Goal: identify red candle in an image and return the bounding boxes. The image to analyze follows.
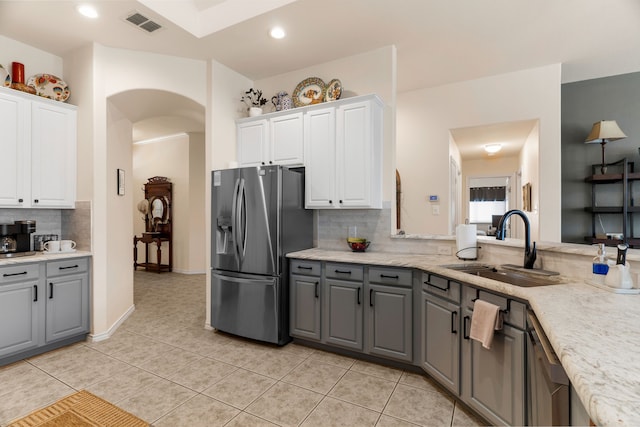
[12,62,24,84]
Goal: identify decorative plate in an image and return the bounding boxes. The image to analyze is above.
[292,77,325,107]
[0,65,10,87]
[325,79,342,102]
[26,73,70,102]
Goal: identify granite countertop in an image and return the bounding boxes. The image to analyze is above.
[288,248,640,426]
[0,250,92,265]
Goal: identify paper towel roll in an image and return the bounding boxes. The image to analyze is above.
[456,224,477,260]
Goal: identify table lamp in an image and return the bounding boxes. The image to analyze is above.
[585,120,627,174]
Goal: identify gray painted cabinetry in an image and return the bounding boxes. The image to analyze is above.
[367,267,413,362]
[461,285,527,426]
[0,256,90,366]
[290,260,321,340]
[324,263,364,350]
[421,272,461,394]
[0,264,41,358]
[289,260,414,363]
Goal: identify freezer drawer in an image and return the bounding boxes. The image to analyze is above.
[211,271,285,344]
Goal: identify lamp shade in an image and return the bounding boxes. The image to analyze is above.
[585,120,627,144]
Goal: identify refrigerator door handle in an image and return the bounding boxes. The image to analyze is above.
[231,177,241,263]
[236,178,247,262]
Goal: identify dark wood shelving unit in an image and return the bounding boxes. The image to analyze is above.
[584,158,640,247]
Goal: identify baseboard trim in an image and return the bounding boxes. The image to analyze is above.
[171,269,207,275]
[89,304,136,342]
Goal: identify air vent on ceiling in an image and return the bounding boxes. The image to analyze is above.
[125,11,163,34]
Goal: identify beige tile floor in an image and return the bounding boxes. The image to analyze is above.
[0,271,485,426]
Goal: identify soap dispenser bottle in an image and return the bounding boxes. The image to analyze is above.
[592,243,609,284]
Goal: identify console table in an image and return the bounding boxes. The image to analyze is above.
[134,176,172,272]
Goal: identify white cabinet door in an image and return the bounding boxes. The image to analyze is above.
[237,119,268,167]
[270,112,304,165]
[305,107,336,208]
[337,100,382,208]
[31,101,77,208]
[0,90,29,207]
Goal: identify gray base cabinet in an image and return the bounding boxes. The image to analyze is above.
[421,291,460,394]
[368,284,412,361]
[0,264,40,358]
[290,273,321,340]
[0,257,90,365]
[324,278,363,350]
[461,301,526,426]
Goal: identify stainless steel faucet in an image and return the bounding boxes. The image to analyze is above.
[496,209,537,269]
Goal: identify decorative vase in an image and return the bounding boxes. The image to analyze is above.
[249,107,263,117]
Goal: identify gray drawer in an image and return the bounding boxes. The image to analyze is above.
[422,272,461,302]
[369,267,412,287]
[0,263,39,284]
[463,286,526,330]
[46,257,89,277]
[290,259,321,277]
[326,263,364,281]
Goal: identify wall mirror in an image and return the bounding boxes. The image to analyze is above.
[396,119,540,239]
[150,196,169,224]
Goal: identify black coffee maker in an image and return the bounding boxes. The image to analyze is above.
[0,220,36,257]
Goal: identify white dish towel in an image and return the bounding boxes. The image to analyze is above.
[469,299,503,350]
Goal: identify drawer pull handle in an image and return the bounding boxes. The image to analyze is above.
[451,311,457,334]
[49,283,54,299]
[59,265,79,270]
[425,281,450,292]
[315,281,319,298]
[357,287,361,305]
[335,269,352,275]
[463,315,470,339]
[33,285,38,302]
[297,266,313,270]
[370,289,374,307]
[3,271,27,277]
[380,274,399,279]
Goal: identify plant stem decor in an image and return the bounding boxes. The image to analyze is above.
[241,88,268,109]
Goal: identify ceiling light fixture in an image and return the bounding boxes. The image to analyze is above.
[269,26,286,39]
[484,143,502,154]
[77,4,99,18]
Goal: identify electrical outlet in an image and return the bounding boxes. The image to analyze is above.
[432,205,440,215]
[437,246,451,255]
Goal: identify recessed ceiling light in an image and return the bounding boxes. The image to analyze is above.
[484,143,502,154]
[77,4,99,19]
[270,26,286,39]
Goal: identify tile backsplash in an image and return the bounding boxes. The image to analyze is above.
[0,201,92,251]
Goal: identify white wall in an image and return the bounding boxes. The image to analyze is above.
[0,35,63,83]
[397,64,561,241]
[520,122,540,241]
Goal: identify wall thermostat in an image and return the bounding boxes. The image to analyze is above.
[429,195,439,202]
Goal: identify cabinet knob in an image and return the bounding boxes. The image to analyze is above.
[18,198,23,203]
[329,200,333,204]
[261,162,265,165]
[339,200,343,204]
[269,161,273,164]
[34,199,39,204]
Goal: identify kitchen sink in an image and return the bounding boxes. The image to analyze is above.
[442,264,564,287]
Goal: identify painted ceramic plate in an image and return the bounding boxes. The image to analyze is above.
[26,73,70,102]
[325,79,342,102]
[0,65,10,87]
[292,77,325,107]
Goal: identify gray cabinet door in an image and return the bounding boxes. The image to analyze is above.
[324,278,363,350]
[45,274,89,343]
[367,284,412,361]
[461,306,526,426]
[0,280,40,357]
[290,274,321,340]
[422,291,460,394]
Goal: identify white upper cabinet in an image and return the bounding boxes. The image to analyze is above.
[0,87,77,209]
[305,95,383,209]
[237,111,304,167]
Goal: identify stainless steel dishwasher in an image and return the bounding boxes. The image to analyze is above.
[527,311,570,426]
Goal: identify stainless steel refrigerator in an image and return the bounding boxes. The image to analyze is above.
[211,165,313,345]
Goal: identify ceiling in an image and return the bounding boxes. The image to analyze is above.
[1,0,640,142]
[451,119,538,161]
